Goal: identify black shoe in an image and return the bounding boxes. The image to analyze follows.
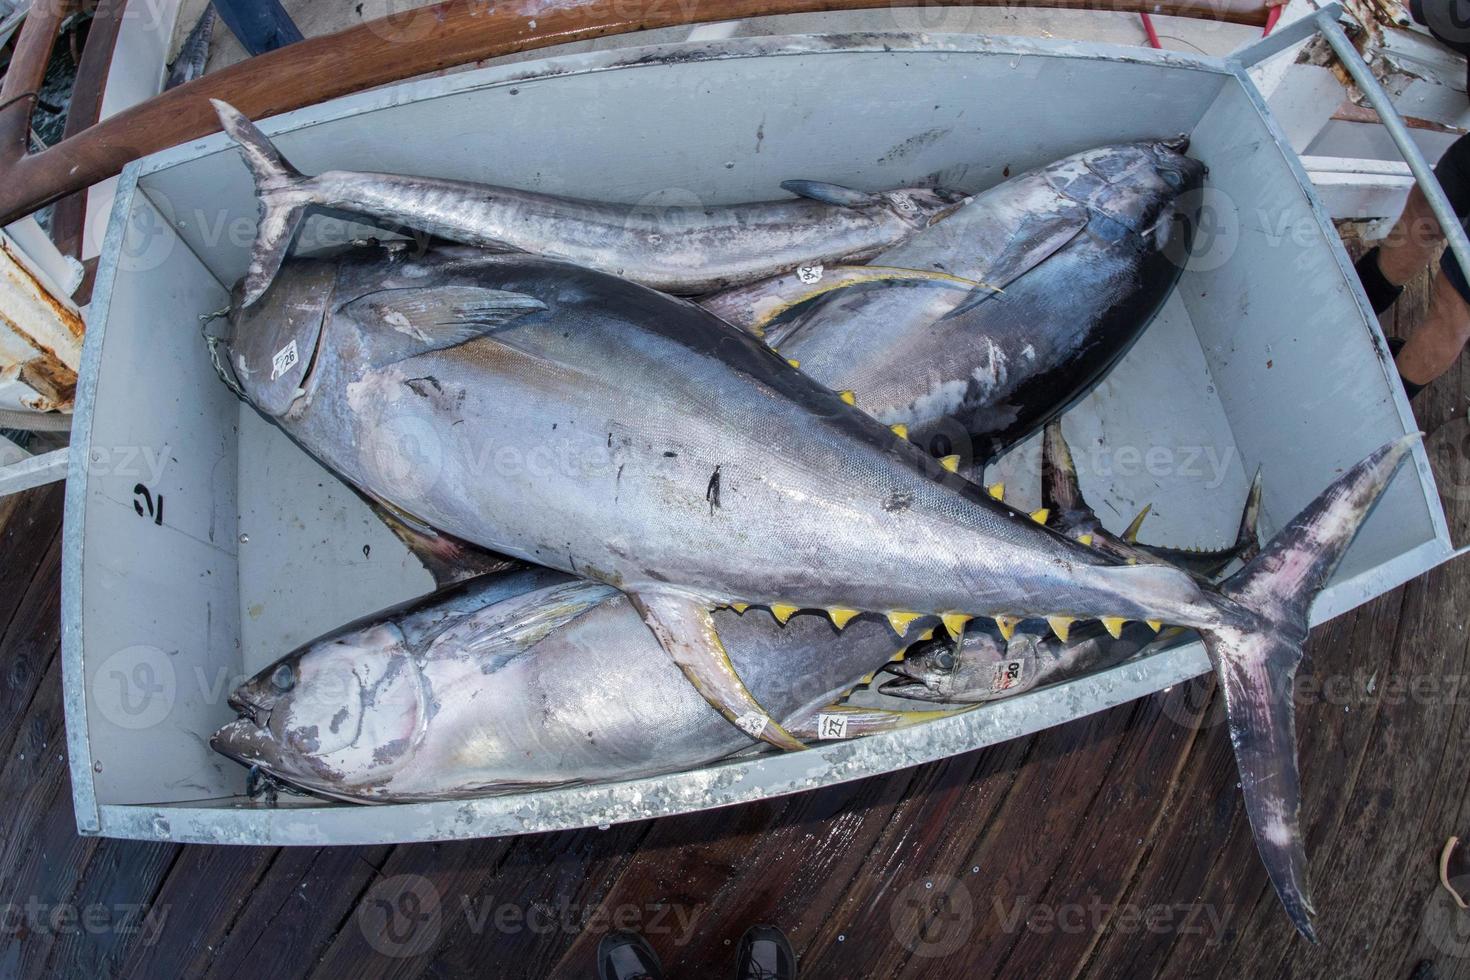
[597,931,664,980]
[734,925,797,980]
[1386,337,1428,399]
[1356,247,1405,314]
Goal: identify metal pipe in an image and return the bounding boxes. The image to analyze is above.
[1230,1,1338,67]
[1315,9,1470,286]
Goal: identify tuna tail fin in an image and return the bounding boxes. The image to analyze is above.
[1198,434,1417,943]
[211,99,311,308]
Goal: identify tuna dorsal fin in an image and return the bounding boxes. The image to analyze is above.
[780,179,880,209]
[1040,420,1089,518]
[342,285,548,362]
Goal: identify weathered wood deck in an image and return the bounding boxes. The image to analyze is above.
[2,259,1468,978]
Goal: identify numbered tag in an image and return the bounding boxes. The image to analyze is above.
[892,195,918,215]
[816,713,850,740]
[796,264,824,285]
[271,339,300,380]
[990,658,1026,693]
[735,712,768,738]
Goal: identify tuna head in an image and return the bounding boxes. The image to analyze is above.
[1046,138,1208,255]
[880,627,1046,703]
[221,255,337,420]
[211,621,426,797]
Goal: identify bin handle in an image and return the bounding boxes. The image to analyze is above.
[1232,3,1470,290]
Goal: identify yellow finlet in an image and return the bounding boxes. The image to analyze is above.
[840,390,857,406]
[939,455,960,473]
[916,628,935,642]
[890,423,909,439]
[828,607,861,629]
[1078,533,1094,547]
[1145,619,1163,632]
[1101,616,1126,639]
[941,612,972,637]
[1123,504,1152,543]
[787,358,801,369]
[995,616,1021,641]
[1047,616,1074,642]
[730,602,750,614]
[771,603,799,624]
[987,483,1005,501]
[887,611,922,636]
[1030,508,1050,525]
[890,647,907,663]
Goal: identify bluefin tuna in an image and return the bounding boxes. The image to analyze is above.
[742,141,1206,467]
[211,569,949,801]
[211,100,969,307]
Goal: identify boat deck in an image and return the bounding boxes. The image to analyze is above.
[2,255,1468,977]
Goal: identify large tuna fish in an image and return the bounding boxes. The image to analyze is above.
[219,238,1413,939]
[744,141,1206,467]
[212,101,968,307]
[211,569,948,801]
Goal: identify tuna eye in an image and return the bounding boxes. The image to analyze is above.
[936,651,956,670]
[1161,169,1186,190]
[270,664,295,692]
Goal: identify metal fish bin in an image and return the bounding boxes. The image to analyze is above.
[63,30,1456,844]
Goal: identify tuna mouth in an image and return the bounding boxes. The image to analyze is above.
[209,717,277,768]
[227,690,273,729]
[878,673,943,700]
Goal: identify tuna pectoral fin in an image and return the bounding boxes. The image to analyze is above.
[780,179,879,208]
[786,704,963,741]
[700,265,991,336]
[341,286,548,364]
[941,207,1089,319]
[1198,435,1417,942]
[212,100,310,308]
[633,592,806,752]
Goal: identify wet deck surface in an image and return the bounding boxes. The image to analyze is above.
[4,259,1470,978]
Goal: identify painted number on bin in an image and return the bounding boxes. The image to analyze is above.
[133,483,164,526]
